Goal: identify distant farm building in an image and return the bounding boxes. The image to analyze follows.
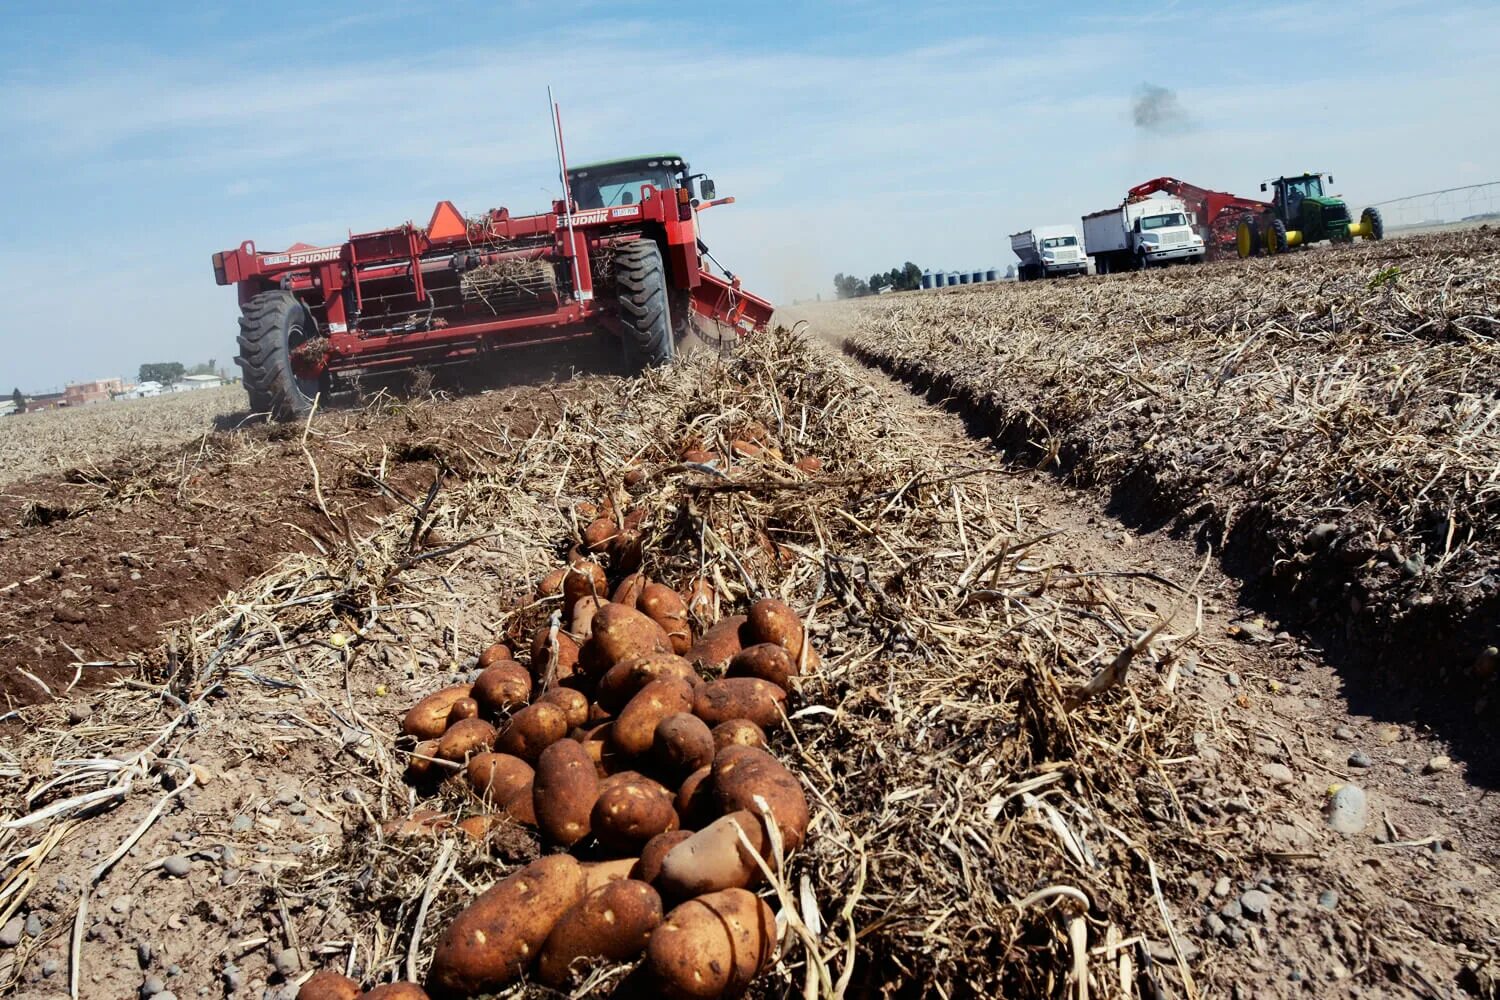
[120,381,165,399]
[23,392,68,413]
[172,374,225,392]
[63,378,124,406]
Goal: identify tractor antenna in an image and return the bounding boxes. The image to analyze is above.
[548,87,588,302]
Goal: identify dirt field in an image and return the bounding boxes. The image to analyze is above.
[0,387,248,488]
[1,244,1497,999]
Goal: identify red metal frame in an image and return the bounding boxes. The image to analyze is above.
[214,179,773,379]
[1127,177,1273,259]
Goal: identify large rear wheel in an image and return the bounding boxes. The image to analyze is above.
[1362,206,1385,241]
[614,240,675,370]
[1237,216,1261,259]
[1266,218,1289,255]
[237,290,322,420]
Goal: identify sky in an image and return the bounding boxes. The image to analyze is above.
[1,0,1497,392]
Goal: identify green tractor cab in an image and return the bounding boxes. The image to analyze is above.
[1236,172,1384,258]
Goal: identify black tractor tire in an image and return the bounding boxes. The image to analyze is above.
[1363,206,1385,241]
[614,240,675,369]
[237,290,320,420]
[1267,217,1289,255]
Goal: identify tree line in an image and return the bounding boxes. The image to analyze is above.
[833,262,924,299]
[138,360,221,383]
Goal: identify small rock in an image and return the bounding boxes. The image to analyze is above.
[1240,889,1270,918]
[1348,750,1372,768]
[1260,763,1294,786]
[1224,796,1254,814]
[161,856,192,878]
[271,948,300,978]
[1327,784,1369,834]
[110,895,133,915]
[156,992,178,1000]
[1213,876,1232,898]
[286,801,307,816]
[24,913,42,938]
[340,789,362,805]
[167,965,181,977]
[67,703,93,724]
[221,869,242,888]
[223,963,243,993]
[42,959,60,978]
[287,843,305,856]
[1205,913,1228,938]
[220,845,238,866]
[1318,890,1339,910]
[0,917,23,947]
[1333,725,1356,741]
[231,815,253,833]
[274,788,299,806]
[142,974,166,996]
[1226,671,1241,688]
[1425,755,1452,774]
[1220,899,1243,921]
[1377,725,1401,745]
[54,605,88,624]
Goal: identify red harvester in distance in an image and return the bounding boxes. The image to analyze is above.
[212,113,773,419]
[1127,177,1273,260]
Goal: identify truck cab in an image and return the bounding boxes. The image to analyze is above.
[1127,202,1205,266]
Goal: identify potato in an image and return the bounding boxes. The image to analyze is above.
[592,776,679,853]
[639,584,692,655]
[496,702,568,763]
[562,560,608,615]
[536,567,567,599]
[692,678,787,731]
[466,752,533,805]
[680,448,718,465]
[582,604,673,679]
[539,687,589,729]
[653,713,715,778]
[583,516,619,553]
[726,643,796,690]
[611,572,648,609]
[729,438,763,459]
[746,598,802,654]
[502,777,537,826]
[576,722,628,778]
[686,615,747,671]
[713,719,766,752]
[530,627,580,686]
[793,455,824,473]
[436,718,497,763]
[478,642,513,668]
[406,740,443,784]
[574,500,601,521]
[597,653,699,714]
[296,969,360,1000]
[534,739,599,847]
[623,466,648,487]
[713,745,809,851]
[448,696,480,723]
[613,678,696,758]
[427,855,586,996]
[580,857,639,894]
[674,766,716,830]
[740,420,770,445]
[537,879,663,987]
[634,829,694,885]
[361,983,430,1000]
[473,661,531,718]
[401,684,474,740]
[646,888,776,999]
[655,810,769,899]
[612,527,644,573]
[456,814,500,841]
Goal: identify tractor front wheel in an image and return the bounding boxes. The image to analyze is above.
[1237,217,1261,259]
[1266,218,1289,255]
[1362,206,1385,241]
[237,290,322,420]
[614,240,675,370]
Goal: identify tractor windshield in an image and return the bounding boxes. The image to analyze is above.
[1140,212,1187,231]
[1282,177,1324,201]
[572,167,678,210]
[1041,236,1078,248]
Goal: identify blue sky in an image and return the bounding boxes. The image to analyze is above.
[2,0,1497,391]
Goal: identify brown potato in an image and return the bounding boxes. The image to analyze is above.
[537,879,663,987]
[428,855,586,996]
[574,500,600,521]
[536,567,567,598]
[539,687,589,729]
[653,713,715,778]
[448,697,480,723]
[472,661,531,717]
[711,718,768,751]
[530,627,580,687]
[478,642,513,668]
[436,717,497,763]
[612,527,644,573]
[639,583,692,655]
[680,448,717,465]
[655,810,769,899]
[713,745,809,851]
[581,604,673,679]
[592,776,679,854]
[634,829,694,885]
[580,857,639,894]
[613,678,696,758]
[686,615,748,671]
[692,678,787,731]
[793,455,824,473]
[623,466,648,487]
[401,684,474,740]
[746,598,803,654]
[496,702,568,763]
[406,740,443,784]
[597,653,699,714]
[534,739,599,847]
[501,777,537,826]
[456,814,501,841]
[740,420,770,445]
[466,752,533,805]
[729,439,763,459]
[360,983,430,1000]
[674,765,716,830]
[611,572,648,609]
[583,516,619,553]
[646,888,776,999]
[562,560,608,615]
[297,970,361,1000]
[726,643,796,690]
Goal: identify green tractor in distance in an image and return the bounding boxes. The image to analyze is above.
[1235,172,1384,258]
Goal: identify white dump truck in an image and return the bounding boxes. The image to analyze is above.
[1009,226,1088,281]
[1081,196,1205,273]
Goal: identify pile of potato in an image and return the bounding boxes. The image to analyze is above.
[302,473,821,1000]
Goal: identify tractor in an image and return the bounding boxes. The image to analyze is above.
[212,143,773,420]
[1235,172,1384,258]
